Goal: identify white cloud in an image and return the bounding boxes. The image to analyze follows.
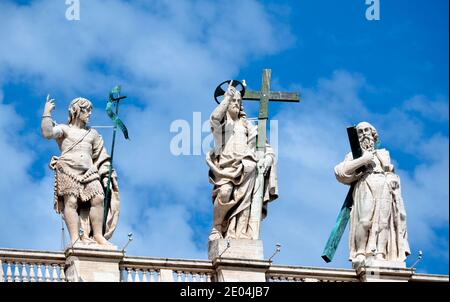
[0,92,61,250]
[0,1,447,275]
[0,0,292,259]
[262,71,449,272]
[404,95,449,122]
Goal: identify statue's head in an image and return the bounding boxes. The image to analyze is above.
[227,90,246,120]
[68,97,93,126]
[356,121,378,151]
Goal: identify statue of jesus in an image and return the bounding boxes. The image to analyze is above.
[206,85,278,241]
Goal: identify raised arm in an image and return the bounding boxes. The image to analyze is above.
[210,84,236,124]
[41,94,63,139]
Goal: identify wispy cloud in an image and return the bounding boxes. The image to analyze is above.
[0,0,293,258]
[263,70,449,272]
[0,1,447,275]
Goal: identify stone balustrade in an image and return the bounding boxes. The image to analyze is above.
[0,248,66,282]
[266,265,358,282]
[410,273,449,282]
[119,256,215,282]
[1,248,448,282]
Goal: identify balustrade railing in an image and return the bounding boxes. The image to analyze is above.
[266,265,358,282]
[1,248,448,283]
[0,249,66,282]
[119,256,215,282]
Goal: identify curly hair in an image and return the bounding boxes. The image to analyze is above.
[227,90,247,119]
[68,97,92,125]
[356,121,379,144]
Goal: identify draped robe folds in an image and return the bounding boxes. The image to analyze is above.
[206,115,278,239]
[49,125,120,239]
[334,149,410,262]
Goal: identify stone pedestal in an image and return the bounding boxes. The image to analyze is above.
[363,257,406,269]
[208,239,264,261]
[355,258,412,282]
[213,258,270,282]
[208,239,267,282]
[64,246,124,282]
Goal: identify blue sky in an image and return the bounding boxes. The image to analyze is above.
[0,0,448,275]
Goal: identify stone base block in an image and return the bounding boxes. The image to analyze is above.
[208,239,264,260]
[213,258,270,282]
[217,268,267,282]
[354,257,411,282]
[353,257,406,270]
[64,247,124,282]
[356,266,412,282]
[364,258,406,269]
[69,241,118,251]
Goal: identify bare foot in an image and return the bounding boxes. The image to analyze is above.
[208,228,223,241]
[81,236,96,245]
[93,234,112,245]
[237,233,251,240]
[225,230,236,239]
[353,254,366,267]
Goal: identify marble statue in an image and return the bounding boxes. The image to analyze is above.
[206,84,278,241]
[41,95,120,247]
[334,122,410,266]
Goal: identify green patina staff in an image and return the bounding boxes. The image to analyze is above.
[102,86,129,235]
[321,126,365,263]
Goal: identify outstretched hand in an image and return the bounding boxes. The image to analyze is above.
[360,151,375,167]
[258,156,272,176]
[103,175,119,191]
[44,94,56,114]
[224,81,238,99]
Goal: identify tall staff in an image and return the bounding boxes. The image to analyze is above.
[103,86,129,235]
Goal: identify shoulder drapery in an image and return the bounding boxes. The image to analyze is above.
[49,129,120,240]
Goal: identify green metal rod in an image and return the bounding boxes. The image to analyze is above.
[102,100,119,235]
[321,184,354,263]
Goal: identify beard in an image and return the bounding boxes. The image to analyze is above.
[228,106,240,118]
[360,136,375,151]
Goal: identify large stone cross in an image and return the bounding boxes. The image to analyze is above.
[243,69,300,239]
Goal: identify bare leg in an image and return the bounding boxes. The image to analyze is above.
[90,195,111,245]
[210,184,233,241]
[79,208,95,243]
[209,197,225,241]
[64,195,80,245]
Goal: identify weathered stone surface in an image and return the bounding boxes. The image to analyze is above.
[64,247,123,282]
[41,95,120,247]
[356,265,412,282]
[208,239,264,260]
[206,83,277,241]
[360,257,407,269]
[1,247,448,282]
[213,258,270,282]
[335,122,410,267]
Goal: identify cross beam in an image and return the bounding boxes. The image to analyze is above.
[242,91,300,102]
[242,69,300,150]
